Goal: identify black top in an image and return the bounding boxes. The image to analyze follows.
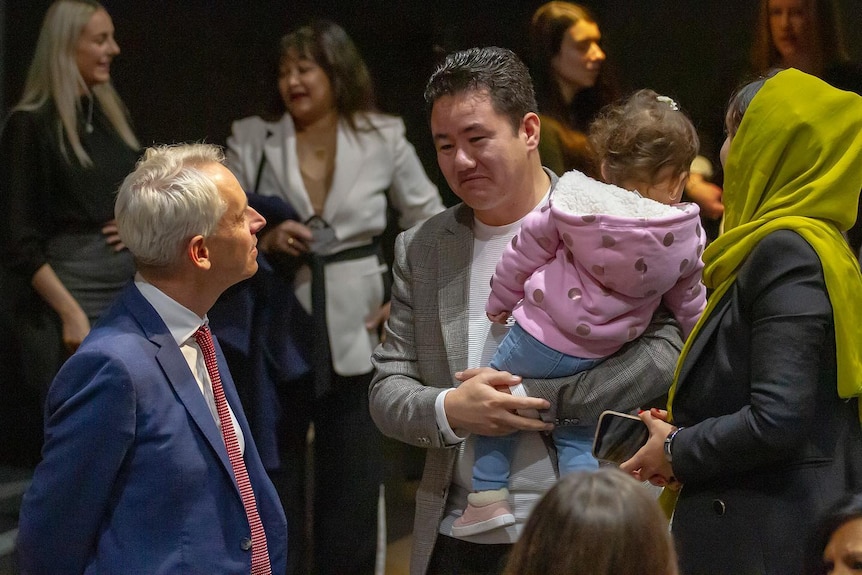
[824,60,862,95]
[0,97,140,278]
[670,230,862,575]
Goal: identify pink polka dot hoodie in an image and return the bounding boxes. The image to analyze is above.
[487,170,707,359]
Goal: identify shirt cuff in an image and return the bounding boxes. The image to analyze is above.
[510,382,540,419]
[435,388,465,445]
[510,382,527,397]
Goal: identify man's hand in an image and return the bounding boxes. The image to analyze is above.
[445,367,553,436]
[620,408,678,487]
[685,173,724,220]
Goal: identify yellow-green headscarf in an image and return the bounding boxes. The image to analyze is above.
[659,68,862,519]
[667,68,862,420]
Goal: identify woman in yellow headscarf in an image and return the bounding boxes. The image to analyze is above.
[621,68,862,575]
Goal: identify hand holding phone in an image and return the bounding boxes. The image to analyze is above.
[592,410,649,465]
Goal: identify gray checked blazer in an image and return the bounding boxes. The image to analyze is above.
[369,197,684,575]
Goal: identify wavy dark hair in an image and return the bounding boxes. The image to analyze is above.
[724,68,781,138]
[278,19,377,131]
[528,1,619,132]
[806,493,862,575]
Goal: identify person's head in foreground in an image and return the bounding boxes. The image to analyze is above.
[503,468,678,575]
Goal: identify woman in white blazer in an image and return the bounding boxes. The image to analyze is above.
[224,20,442,575]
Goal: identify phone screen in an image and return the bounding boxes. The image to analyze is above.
[592,410,649,465]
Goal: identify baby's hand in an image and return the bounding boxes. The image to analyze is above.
[487,311,510,324]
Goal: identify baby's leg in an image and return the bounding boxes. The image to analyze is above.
[554,425,599,474]
[490,322,577,379]
[452,433,518,536]
[472,432,518,491]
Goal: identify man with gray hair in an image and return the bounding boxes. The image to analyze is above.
[17,143,287,574]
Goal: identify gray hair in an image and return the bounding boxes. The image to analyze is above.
[115,144,227,268]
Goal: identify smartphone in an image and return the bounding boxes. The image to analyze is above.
[592,410,649,465]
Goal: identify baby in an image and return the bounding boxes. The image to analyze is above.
[452,90,707,537]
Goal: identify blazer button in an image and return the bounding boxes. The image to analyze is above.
[712,499,726,516]
[241,537,253,551]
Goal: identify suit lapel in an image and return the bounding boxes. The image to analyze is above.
[269,114,314,219]
[439,205,473,377]
[676,287,734,387]
[155,342,236,477]
[323,121,363,221]
[123,286,237,482]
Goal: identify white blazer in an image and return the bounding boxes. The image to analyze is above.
[226,112,443,376]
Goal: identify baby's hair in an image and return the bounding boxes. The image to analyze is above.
[589,89,699,187]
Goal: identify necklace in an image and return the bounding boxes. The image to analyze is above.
[85,95,94,134]
[296,121,337,215]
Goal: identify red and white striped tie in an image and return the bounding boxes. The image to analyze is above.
[195,325,271,575]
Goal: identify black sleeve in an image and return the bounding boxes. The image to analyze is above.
[673,231,834,484]
[0,110,53,278]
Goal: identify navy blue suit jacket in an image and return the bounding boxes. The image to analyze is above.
[17,283,288,574]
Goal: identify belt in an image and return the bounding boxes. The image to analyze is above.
[308,240,385,398]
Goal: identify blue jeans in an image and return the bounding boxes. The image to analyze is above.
[489,322,603,379]
[473,323,604,491]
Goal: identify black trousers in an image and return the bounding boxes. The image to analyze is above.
[269,370,384,575]
[427,535,513,575]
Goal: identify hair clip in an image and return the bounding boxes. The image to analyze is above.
[656,95,679,111]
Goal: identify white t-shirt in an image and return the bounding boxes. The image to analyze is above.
[436,192,556,544]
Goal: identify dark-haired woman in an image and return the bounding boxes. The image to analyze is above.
[622,68,862,575]
[528,1,619,178]
[223,20,443,575]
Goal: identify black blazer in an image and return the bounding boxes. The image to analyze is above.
[669,230,862,575]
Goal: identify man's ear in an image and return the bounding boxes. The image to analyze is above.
[188,235,211,271]
[523,112,541,150]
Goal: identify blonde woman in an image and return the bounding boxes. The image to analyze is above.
[0,0,140,401]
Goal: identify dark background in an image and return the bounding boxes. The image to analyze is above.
[0,3,860,563]
[0,1,860,465]
[2,0,862,198]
